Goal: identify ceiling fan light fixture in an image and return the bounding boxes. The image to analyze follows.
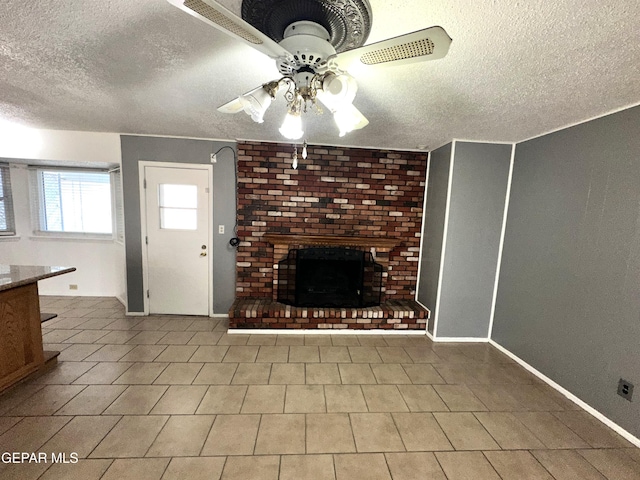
[279,112,304,140]
[333,103,368,137]
[239,85,273,123]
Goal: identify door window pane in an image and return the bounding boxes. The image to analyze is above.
[158,184,197,230]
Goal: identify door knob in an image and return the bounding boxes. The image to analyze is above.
[200,252,207,257]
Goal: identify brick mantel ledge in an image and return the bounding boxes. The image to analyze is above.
[263,234,399,251]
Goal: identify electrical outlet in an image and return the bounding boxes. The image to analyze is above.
[210,153,217,163]
[69,284,78,290]
[218,225,225,234]
[617,378,634,401]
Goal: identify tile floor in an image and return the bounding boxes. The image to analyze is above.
[0,296,638,479]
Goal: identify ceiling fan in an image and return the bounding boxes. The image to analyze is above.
[167,0,452,139]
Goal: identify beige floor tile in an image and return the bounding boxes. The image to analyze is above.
[42,329,79,343]
[338,363,377,384]
[38,459,113,480]
[275,335,305,345]
[94,330,139,344]
[532,450,606,480]
[385,452,447,480]
[324,385,368,412]
[41,415,121,458]
[468,383,524,410]
[131,319,171,331]
[398,384,449,412]
[0,417,22,435]
[64,329,110,343]
[306,363,341,384]
[289,345,320,362]
[241,385,285,413]
[150,385,208,414]
[7,385,85,415]
[513,412,590,449]
[578,448,640,480]
[103,385,168,415]
[320,346,351,362]
[361,385,409,412]
[187,332,224,344]
[433,364,479,384]
[156,331,196,345]
[256,345,289,362]
[347,346,383,363]
[119,345,166,362]
[475,412,546,449]
[435,451,501,479]
[193,363,238,384]
[223,345,259,362]
[201,414,260,455]
[246,334,278,345]
[101,458,170,480]
[433,384,488,411]
[350,413,405,452]
[196,385,247,414]
[306,413,356,453]
[157,319,194,331]
[402,364,446,384]
[553,411,634,448]
[217,333,250,345]
[507,384,565,411]
[393,413,453,451]
[269,363,305,384]
[331,335,360,346]
[280,454,335,480]
[147,415,215,456]
[90,415,168,458]
[334,453,391,480]
[220,455,279,480]
[403,346,443,363]
[303,335,333,346]
[377,347,412,363]
[73,362,134,384]
[154,345,198,362]
[431,346,470,363]
[254,413,305,454]
[356,336,388,346]
[84,344,135,361]
[433,412,500,450]
[113,362,168,384]
[0,416,72,452]
[622,447,640,463]
[285,385,326,413]
[0,459,50,479]
[154,363,203,384]
[189,345,229,362]
[57,343,103,361]
[161,457,225,480]
[484,450,553,479]
[32,361,96,384]
[55,385,126,415]
[231,363,272,384]
[125,331,168,345]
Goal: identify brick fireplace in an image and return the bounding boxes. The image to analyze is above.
[229,141,429,329]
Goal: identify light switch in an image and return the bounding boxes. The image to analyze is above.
[218,225,225,234]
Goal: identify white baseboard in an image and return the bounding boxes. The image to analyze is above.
[125,311,146,316]
[433,336,490,343]
[212,314,229,318]
[227,328,428,335]
[489,339,640,448]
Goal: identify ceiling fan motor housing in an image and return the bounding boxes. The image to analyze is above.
[277,21,336,77]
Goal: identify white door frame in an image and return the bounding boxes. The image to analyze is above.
[138,161,214,317]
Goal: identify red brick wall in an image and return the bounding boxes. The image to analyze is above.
[235,141,427,300]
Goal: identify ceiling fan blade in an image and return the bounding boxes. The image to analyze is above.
[166,0,292,60]
[217,97,244,114]
[330,26,452,69]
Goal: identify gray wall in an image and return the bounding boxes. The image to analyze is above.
[492,105,640,437]
[436,142,511,338]
[417,143,451,334]
[121,135,237,314]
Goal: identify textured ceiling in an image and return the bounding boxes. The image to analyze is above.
[0,0,639,151]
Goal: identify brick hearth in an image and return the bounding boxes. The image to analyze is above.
[230,141,429,330]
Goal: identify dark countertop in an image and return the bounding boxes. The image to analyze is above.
[0,265,77,292]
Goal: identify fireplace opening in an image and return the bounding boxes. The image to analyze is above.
[277,247,383,308]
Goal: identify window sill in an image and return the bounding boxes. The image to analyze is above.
[0,235,20,242]
[29,234,115,243]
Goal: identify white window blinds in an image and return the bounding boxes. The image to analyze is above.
[0,164,16,236]
[111,168,125,243]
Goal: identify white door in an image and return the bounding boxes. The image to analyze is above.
[143,165,211,315]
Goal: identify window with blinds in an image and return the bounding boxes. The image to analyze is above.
[0,164,16,236]
[31,168,113,236]
[112,168,125,243]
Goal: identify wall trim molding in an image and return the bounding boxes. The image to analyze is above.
[432,336,490,343]
[489,339,640,448]
[228,328,427,336]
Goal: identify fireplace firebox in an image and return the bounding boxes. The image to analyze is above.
[277,247,383,308]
